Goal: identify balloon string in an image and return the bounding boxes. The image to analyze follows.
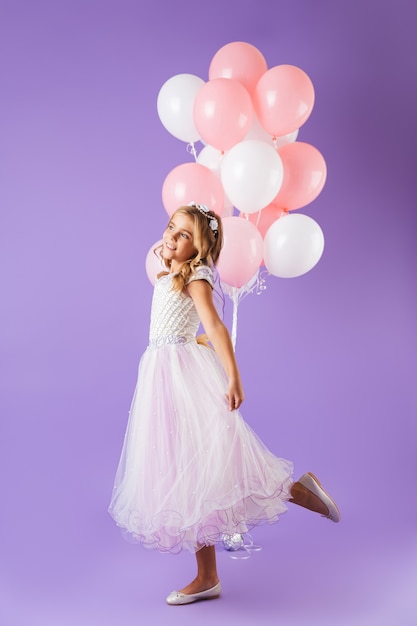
[256,269,268,294]
[231,287,239,350]
[227,533,262,560]
[186,142,198,162]
[240,210,261,228]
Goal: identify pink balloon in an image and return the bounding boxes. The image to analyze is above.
[162,162,224,216]
[253,64,315,136]
[209,41,268,95]
[193,78,253,152]
[217,217,263,288]
[243,203,286,238]
[145,239,164,285]
[274,142,327,211]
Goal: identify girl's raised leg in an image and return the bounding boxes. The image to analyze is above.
[290,472,341,522]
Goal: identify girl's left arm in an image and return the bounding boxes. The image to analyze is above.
[187,279,244,411]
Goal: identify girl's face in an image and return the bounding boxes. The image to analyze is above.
[162,212,197,269]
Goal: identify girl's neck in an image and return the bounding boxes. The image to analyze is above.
[169,260,185,273]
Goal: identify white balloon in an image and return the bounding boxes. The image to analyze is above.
[264,213,324,278]
[220,140,284,214]
[197,144,223,175]
[157,74,205,143]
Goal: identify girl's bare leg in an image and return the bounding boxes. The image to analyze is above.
[179,545,220,595]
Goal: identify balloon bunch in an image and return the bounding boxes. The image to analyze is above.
[151,41,327,346]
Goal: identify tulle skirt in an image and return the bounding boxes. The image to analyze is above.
[108,341,294,554]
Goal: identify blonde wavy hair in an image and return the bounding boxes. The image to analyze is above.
[157,205,223,292]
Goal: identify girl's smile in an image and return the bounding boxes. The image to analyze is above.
[163,214,196,270]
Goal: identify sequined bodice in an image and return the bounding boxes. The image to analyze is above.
[148,267,213,348]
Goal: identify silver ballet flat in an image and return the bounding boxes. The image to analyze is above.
[298,472,341,522]
[166,581,222,605]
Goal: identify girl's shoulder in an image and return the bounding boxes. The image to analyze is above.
[187,265,214,288]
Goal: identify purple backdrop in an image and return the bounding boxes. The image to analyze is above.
[1,1,416,625]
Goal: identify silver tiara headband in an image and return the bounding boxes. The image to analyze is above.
[188,202,219,234]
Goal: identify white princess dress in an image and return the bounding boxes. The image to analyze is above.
[108,266,294,553]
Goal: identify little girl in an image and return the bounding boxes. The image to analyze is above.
[108,203,340,605]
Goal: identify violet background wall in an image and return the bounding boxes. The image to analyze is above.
[1,1,416,625]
